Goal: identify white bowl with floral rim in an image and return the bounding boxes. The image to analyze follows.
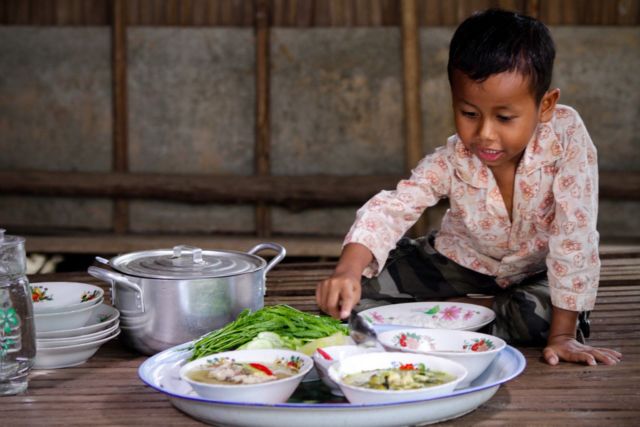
[377,328,506,388]
[36,304,120,339]
[179,349,313,404]
[328,351,467,404]
[31,282,104,315]
[34,300,104,333]
[36,322,120,348]
[312,345,381,396]
[33,328,120,369]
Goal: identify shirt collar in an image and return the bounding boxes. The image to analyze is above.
[449,120,564,189]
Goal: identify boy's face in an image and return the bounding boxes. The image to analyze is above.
[451,70,553,174]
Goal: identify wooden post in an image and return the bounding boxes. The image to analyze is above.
[525,0,540,19]
[400,0,427,237]
[112,0,129,234]
[255,0,271,237]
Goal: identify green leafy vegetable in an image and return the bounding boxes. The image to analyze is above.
[190,305,348,360]
[237,332,296,351]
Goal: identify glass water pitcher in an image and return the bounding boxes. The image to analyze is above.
[0,229,36,395]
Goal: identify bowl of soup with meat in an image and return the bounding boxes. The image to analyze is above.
[179,349,313,403]
[328,352,467,404]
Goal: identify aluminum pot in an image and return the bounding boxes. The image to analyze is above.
[87,243,285,355]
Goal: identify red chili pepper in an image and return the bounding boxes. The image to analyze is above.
[316,348,333,361]
[249,363,273,376]
[399,363,414,371]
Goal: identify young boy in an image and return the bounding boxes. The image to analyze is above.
[316,9,621,366]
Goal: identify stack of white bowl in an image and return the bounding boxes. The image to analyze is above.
[32,282,120,369]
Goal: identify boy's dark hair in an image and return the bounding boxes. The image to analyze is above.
[447,8,555,104]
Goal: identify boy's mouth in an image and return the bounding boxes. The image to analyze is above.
[476,148,504,162]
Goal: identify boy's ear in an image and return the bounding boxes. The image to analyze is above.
[539,88,560,122]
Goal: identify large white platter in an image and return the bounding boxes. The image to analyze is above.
[138,342,525,427]
[360,302,496,332]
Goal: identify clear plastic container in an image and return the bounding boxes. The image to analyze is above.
[0,229,36,395]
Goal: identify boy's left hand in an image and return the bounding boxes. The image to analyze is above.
[543,335,622,366]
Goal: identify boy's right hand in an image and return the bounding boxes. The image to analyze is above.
[316,271,362,320]
[316,243,373,319]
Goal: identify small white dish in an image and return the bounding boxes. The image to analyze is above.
[36,304,120,339]
[180,349,313,404]
[312,345,380,396]
[377,328,506,388]
[328,351,467,404]
[31,282,104,315]
[360,302,495,332]
[33,328,120,369]
[37,322,120,348]
[34,300,104,333]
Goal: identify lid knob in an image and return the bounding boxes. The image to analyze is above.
[172,245,204,264]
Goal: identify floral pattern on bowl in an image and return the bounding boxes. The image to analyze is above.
[392,331,429,351]
[462,338,496,352]
[359,302,495,332]
[32,286,53,302]
[80,290,101,303]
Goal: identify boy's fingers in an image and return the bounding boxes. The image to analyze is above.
[325,282,343,319]
[315,281,327,312]
[599,348,622,360]
[542,347,559,365]
[339,285,355,319]
[567,351,597,366]
[591,348,620,365]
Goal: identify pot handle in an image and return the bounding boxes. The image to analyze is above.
[248,242,287,275]
[87,266,145,313]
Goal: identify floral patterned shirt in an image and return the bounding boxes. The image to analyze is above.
[345,105,599,311]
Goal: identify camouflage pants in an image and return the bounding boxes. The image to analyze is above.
[357,235,589,345]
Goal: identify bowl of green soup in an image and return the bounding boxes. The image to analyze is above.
[377,328,506,388]
[328,352,467,404]
[179,349,313,403]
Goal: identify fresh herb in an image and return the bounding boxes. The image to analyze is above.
[190,305,348,360]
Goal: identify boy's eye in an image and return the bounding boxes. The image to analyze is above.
[461,110,478,118]
[497,115,515,122]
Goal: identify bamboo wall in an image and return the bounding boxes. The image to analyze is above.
[1,0,639,257]
[1,0,639,26]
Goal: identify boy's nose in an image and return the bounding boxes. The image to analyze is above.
[478,118,497,141]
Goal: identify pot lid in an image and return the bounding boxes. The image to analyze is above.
[110,245,266,279]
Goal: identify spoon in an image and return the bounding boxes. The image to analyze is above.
[348,311,379,347]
